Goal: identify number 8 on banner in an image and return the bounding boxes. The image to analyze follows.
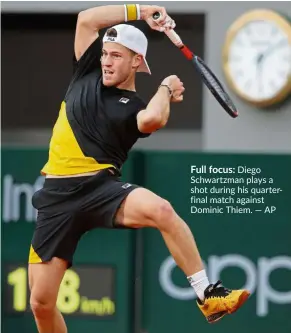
[57,270,81,314]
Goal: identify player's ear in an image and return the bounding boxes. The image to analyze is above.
[132,54,142,70]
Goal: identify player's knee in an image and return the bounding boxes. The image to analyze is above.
[151,199,176,230]
[30,292,55,319]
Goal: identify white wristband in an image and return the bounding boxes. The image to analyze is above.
[124,4,128,22]
[136,4,141,20]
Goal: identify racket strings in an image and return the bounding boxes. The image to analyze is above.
[200,63,229,100]
[197,59,237,113]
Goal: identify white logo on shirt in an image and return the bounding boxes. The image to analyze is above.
[119,97,130,104]
[122,183,132,189]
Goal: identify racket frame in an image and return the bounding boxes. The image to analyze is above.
[153,12,239,118]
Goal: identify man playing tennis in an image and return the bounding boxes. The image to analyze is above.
[29,4,249,332]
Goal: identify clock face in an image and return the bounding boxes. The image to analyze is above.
[224,13,291,105]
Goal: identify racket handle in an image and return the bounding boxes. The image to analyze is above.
[152,11,184,47]
[164,29,183,48]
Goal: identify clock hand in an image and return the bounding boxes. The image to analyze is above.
[256,53,264,65]
[256,55,264,96]
[260,38,288,61]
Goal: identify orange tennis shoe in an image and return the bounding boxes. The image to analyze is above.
[197,280,250,323]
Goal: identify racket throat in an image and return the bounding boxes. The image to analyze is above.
[180,45,194,60]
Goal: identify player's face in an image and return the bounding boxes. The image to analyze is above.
[101,43,141,87]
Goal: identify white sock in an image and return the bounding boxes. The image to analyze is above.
[187,270,210,302]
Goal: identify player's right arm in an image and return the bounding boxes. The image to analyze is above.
[74,4,172,61]
[137,75,185,133]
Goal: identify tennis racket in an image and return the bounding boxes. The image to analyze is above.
[153,12,238,118]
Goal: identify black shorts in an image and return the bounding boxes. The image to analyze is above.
[29,168,139,267]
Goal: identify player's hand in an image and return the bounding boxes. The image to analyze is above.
[161,75,185,103]
[140,5,176,32]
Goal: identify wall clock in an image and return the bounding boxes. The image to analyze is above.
[222,9,291,107]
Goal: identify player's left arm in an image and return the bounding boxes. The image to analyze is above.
[137,75,184,133]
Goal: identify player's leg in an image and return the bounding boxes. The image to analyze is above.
[29,177,85,332]
[115,188,204,279]
[115,187,250,323]
[29,258,68,333]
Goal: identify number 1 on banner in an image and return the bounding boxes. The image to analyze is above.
[7,267,27,312]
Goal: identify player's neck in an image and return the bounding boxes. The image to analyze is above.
[116,73,136,92]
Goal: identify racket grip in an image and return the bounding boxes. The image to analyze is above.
[152,11,183,47]
[164,29,184,48]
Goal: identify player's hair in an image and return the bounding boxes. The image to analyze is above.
[105,28,118,38]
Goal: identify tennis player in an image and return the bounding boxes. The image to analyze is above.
[28,4,249,332]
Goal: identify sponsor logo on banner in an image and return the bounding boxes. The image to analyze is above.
[2,174,44,223]
[159,254,291,317]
